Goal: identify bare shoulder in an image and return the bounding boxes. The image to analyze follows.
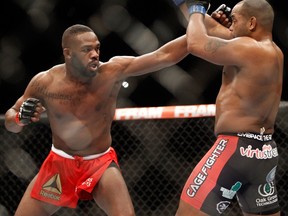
[98,57,134,78]
[31,64,63,84]
[229,37,258,50]
[27,64,65,96]
[106,56,134,68]
[230,37,277,62]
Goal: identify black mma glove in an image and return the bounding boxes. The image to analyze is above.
[186,0,210,15]
[15,98,40,126]
[213,4,232,23]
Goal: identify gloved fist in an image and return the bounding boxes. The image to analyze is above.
[15,98,41,126]
[211,4,232,28]
[186,0,210,15]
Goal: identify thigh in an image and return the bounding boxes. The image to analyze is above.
[236,140,280,215]
[92,165,135,216]
[180,135,240,215]
[176,200,209,216]
[15,175,60,216]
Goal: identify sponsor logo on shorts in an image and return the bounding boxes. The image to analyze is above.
[258,182,275,197]
[256,183,278,207]
[237,132,272,141]
[186,139,228,198]
[255,167,278,207]
[240,144,278,159]
[40,173,62,201]
[216,201,230,214]
[220,181,242,199]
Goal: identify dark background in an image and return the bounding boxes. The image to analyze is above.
[0,0,287,114]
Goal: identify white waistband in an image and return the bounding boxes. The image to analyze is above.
[51,145,111,160]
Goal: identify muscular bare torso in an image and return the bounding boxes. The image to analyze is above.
[32,64,123,156]
[214,41,283,135]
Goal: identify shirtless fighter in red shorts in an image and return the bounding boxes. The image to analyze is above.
[5,7,231,216]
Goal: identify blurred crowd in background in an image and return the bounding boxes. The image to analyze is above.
[0,0,287,114]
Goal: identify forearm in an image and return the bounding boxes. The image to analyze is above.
[172,0,232,39]
[187,13,207,52]
[205,14,232,39]
[5,108,24,133]
[161,35,189,64]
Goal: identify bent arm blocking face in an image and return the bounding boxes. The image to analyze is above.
[186,11,243,66]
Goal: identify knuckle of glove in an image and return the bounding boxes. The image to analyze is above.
[215,4,232,22]
[19,98,40,124]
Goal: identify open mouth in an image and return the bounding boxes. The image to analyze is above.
[89,62,98,70]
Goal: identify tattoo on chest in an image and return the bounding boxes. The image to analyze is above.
[32,80,86,106]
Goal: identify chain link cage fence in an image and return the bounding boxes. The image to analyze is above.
[0,102,287,216]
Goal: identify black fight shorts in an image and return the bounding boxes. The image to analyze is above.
[180,132,280,215]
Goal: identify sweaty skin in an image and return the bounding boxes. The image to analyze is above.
[5,31,188,156]
[4,26,189,216]
[4,13,246,216]
[176,0,283,216]
[186,4,283,136]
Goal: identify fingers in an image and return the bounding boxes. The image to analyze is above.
[31,103,46,123]
[36,103,46,113]
[211,11,231,28]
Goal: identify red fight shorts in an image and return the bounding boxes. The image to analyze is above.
[31,145,119,208]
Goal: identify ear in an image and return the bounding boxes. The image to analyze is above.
[249,16,257,31]
[63,48,71,59]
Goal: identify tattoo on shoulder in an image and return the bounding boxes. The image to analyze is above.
[204,39,226,53]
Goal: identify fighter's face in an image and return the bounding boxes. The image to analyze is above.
[70,32,100,78]
[229,4,251,38]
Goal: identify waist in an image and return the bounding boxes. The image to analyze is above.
[219,132,273,141]
[51,144,111,160]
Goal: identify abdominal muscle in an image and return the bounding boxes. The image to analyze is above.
[49,116,112,156]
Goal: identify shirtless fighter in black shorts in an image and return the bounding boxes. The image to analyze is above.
[174,0,283,215]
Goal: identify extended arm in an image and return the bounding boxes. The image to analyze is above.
[110,35,189,78]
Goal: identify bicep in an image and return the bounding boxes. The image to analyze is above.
[192,37,248,66]
[113,53,173,78]
[113,36,188,77]
[120,53,165,77]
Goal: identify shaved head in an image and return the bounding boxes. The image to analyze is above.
[62,24,94,49]
[237,0,274,31]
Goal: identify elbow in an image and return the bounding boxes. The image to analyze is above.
[186,41,198,55]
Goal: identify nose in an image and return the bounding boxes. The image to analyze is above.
[90,50,99,60]
[229,25,233,32]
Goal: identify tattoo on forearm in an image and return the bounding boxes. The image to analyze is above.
[204,39,226,53]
